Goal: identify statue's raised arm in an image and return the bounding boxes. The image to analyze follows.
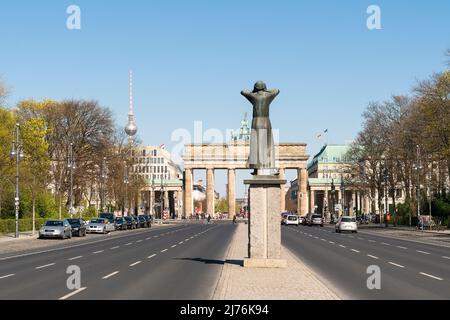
[241,90,254,103]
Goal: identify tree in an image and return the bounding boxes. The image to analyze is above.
[0,107,16,218]
[21,116,50,235]
[0,79,8,106]
[215,198,229,214]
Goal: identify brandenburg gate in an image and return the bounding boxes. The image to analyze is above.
[182,142,309,218]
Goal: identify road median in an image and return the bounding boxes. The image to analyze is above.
[212,223,340,300]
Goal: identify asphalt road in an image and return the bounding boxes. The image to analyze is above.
[282,224,450,299]
[0,222,236,300]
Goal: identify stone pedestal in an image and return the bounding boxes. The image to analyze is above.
[243,175,287,268]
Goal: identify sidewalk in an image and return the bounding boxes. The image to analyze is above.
[212,223,340,300]
[359,226,450,248]
[359,224,450,235]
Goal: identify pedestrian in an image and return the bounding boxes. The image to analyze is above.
[207,214,211,224]
[233,216,237,224]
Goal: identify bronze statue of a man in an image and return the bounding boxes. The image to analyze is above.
[241,81,280,174]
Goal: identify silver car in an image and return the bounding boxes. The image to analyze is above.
[87,218,115,234]
[308,214,324,227]
[39,219,72,240]
[336,216,358,233]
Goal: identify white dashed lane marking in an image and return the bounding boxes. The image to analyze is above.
[148,254,157,259]
[367,255,379,260]
[0,274,15,280]
[351,249,360,253]
[161,249,168,253]
[111,246,120,250]
[68,256,83,261]
[416,250,430,255]
[58,287,87,300]
[419,272,443,281]
[388,262,405,268]
[35,263,55,270]
[442,256,450,260]
[129,261,142,267]
[93,250,104,254]
[102,271,119,280]
[397,246,408,250]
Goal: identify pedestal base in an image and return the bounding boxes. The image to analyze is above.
[243,258,287,268]
[244,175,287,268]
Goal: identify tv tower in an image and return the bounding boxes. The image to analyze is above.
[125,70,138,143]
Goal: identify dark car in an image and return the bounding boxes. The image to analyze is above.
[66,218,87,237]
[114,217,127,231]
[134,215,147,228]
[99,213,116,224]
[131,216,141,229]
[124,216,137,230]
[142,215,152,228]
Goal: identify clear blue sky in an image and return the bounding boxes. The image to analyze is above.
[1,0,449,198]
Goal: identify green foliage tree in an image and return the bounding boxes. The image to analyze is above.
[21,113,51,235]
[215,198,229,214]
[0,107,16,218]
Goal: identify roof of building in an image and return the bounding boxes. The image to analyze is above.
[307,144,352,170]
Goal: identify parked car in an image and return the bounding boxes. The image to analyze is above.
[336,216,358,233]
[124,216,137,230]
[285,215,299,226]
[87,218,115,234]
[114,217,127,231]
[308,214,324,227]
[66,218,87,237]
[131,216,142,228]
[142,215,152,228]
[135,215,148,228]
[39,219,72,240]
[99,213,116,224]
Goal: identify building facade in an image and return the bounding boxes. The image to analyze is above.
[286,144,407,220]
[131,146,183,219]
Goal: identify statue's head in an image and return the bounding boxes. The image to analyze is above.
[253,81,267,92]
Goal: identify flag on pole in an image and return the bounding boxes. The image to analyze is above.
[159,144,166,150]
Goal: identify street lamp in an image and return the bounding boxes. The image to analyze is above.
[100,157,107,214]
[123,162,129,216]
[160,177,165,223]
[383,164,389,228]
[340,172,345,217]
[413,145,423,230]
[67,143,76,217]
[331,179,336,222]
[324,167,329,221]
[10,123,24,238]
[151,177,155,217]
